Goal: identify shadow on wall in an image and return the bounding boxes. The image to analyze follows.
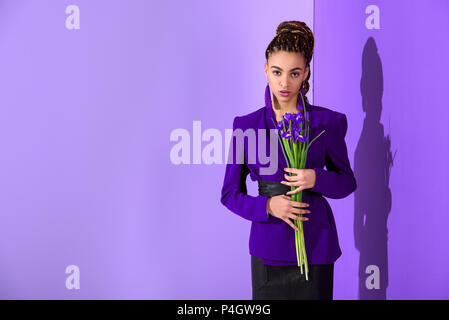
[354,37,396,300]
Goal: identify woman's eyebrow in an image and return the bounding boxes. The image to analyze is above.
[271,66,303,71]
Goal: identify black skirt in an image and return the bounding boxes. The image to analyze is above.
[251,255,334,300]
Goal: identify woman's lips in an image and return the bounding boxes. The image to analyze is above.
[279,90,290,97]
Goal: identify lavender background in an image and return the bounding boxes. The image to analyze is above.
[0,0,448,300]
[314,0,449,299]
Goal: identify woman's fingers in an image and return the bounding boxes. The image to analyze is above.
[280,180,300,187]
[291,208,311,215]
[284,214,309,231]
[281,196,310,210]
[290,200,310,209]
[286,187,302,195]
[289,213,309,221]
[284,173,296,181]
[284,167,300,175]
[283,217,300,231]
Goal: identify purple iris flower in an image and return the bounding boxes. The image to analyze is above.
[294,113,303,123]
[277,116,289,132]
[276,120,285,130]
[281,131,292,139]
[293,130,307,143]
[283,113,303,125]
[283,113,296,122]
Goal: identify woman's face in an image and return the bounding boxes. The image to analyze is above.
[264,50,310,106]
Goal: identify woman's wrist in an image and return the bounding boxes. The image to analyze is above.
[266,198,272,215]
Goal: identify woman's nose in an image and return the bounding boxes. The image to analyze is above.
[280,77,290,88]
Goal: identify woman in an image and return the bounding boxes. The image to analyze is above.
[220,21,357,300]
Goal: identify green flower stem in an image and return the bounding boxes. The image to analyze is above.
[293,191,303,274]
[298,189,307,279]
[294,192,302,269]
[271,95,329,282]
[300,142,306,167]
[305,130,326,154]
[302,232,309,280]
[291,187,307,278]
[282,137,294,165]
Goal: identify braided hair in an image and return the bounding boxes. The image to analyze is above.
[265,21,314,104]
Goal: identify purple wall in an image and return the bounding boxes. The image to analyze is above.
[0,0,314,299]
[1,0,447,300]
[314,0,449,299]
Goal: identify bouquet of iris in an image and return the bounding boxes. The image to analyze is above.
[271,89,326,281]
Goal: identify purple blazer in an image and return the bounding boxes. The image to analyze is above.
[220,91,357,266]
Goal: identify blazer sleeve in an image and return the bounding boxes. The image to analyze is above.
[309,112,357,199]
[220,116,280,223]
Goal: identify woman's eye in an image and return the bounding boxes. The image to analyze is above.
[272,71,300,77]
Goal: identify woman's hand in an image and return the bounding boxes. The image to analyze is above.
[280,168,316,196]
[267,195,310,231]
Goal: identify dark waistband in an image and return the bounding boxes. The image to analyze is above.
[258,180,291,198]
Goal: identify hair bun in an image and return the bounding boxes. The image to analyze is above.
[274,20,314,55]
[275,21,307,36]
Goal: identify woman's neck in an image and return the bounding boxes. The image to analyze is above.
[272,96,299,115]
